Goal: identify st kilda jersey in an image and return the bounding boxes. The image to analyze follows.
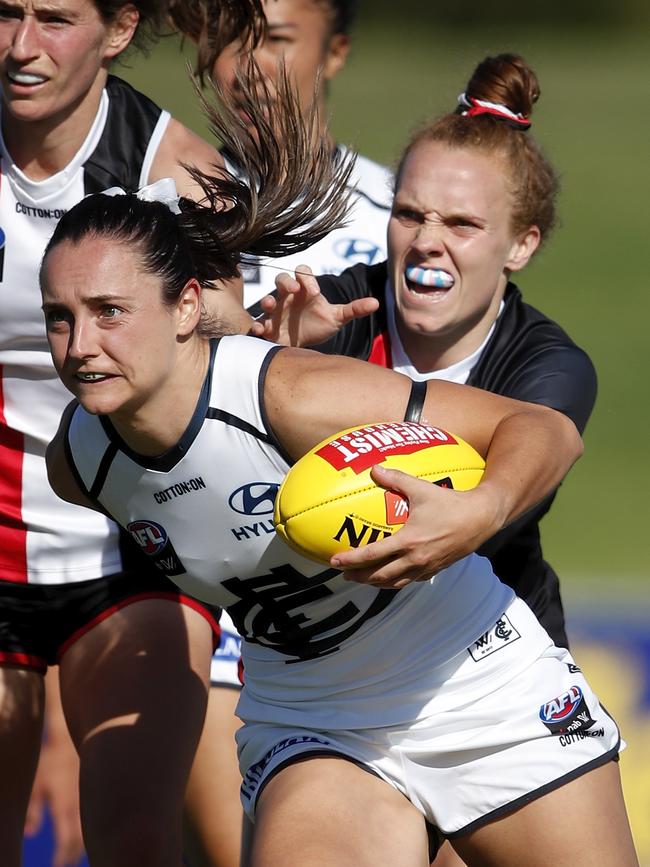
[64,335,532,729]
[0,76,170,584]
[313,262,599,648]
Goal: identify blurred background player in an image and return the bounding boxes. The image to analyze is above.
[170,0,392,314]
[0,2,262,866]
[167,3,393,864]
[252,52,598,866]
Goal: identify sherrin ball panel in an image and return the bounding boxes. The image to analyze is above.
[274,421,485,564]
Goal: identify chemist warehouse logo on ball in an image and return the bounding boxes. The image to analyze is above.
[126,520,186,576]
[228,482,279,543]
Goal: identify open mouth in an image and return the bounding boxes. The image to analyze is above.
[404,265,455,296]
[7,70,47,87]
[75,372,112,383]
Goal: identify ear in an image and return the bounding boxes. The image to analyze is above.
[176,278,203,336]
[505,225,541,273]
[322,33,350,82]
[104,4,140,61]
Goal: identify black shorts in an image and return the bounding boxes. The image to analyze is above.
[0,572,221,673]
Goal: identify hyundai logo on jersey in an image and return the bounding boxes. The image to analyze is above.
[228,483,279,516]
[333,238,382,265]
[539,685,596,735]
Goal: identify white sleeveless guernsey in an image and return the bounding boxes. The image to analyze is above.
[66,335,551,729]
[0,76,169,584]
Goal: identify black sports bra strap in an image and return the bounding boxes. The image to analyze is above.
[403,379,427,423]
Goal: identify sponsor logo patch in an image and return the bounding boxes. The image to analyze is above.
[559,727,605,747]
[539,685,596,735]
[228,482,279,516]
[316,422,457,474]
[385,490,409,524]
[333,238,382,265]
[126,519,186,576]
[468,613,521,661]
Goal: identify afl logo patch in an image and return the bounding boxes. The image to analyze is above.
[127,520,168,555]
[540,685,595,735]
[229,483,279,516]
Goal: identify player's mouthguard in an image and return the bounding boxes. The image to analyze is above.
[405,266,455,289]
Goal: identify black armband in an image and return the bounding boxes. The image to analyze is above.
[403,380,427,423]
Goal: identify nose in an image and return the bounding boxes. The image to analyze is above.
[9,14,40,63]
[411,219,445,257]
[68,320,98,361]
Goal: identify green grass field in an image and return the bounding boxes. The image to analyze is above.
[120,21,649,599]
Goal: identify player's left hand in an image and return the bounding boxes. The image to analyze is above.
[330,464,500,589]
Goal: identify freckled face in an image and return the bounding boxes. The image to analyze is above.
[388,140,532,358]
[41,235,183,421]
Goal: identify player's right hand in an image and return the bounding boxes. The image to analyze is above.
[248,264,378,347]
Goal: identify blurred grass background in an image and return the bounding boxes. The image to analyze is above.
[24,7,650,863]
[120,6,649,600]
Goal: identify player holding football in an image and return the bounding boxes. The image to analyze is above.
[250,53,601,865]
[167,3,393,863]
[40,66,638,867]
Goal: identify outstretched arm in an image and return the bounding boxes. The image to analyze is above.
[265,349,583,588]
[249,265,378,346]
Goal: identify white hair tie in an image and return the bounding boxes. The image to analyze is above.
[100,177,182,214]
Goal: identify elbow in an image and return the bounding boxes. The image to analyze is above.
[546,406,584,469]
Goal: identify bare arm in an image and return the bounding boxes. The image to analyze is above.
[265,348,583,586]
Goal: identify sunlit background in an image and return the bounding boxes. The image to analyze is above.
[24,1,649,863]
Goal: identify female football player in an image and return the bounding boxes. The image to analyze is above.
[39,68,637,867]
[168,4,392,863]
[250,52,601,865]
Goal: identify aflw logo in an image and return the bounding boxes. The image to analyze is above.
[126,519,186,576]
[468,614,521,661]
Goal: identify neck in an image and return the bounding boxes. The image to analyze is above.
[1,72,108,179]
[110,338,211,457]
[395,286,506,374]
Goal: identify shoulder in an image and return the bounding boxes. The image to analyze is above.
[150,119,224,199]
[105,74,161,115]
[318,261,388,303]
[338,146,393,211]
[473,285,598,432]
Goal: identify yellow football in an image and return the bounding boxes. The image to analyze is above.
[274,421,485,564]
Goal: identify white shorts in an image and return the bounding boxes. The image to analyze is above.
[210,610,242,688]
[237,642,622,836]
